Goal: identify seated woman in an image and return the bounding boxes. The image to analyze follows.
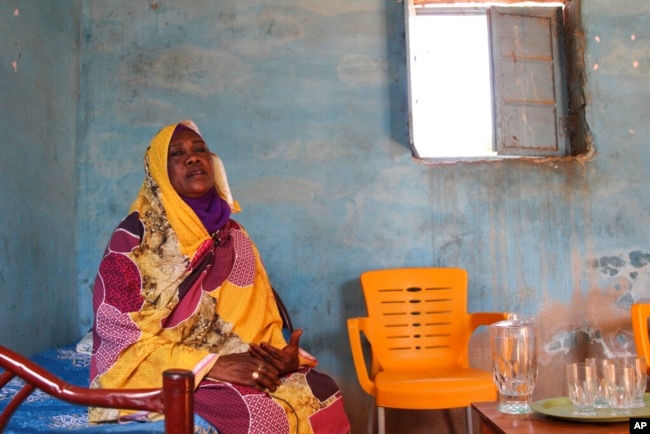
[89,120,351,434]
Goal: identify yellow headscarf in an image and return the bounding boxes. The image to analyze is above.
[130,120,240,257]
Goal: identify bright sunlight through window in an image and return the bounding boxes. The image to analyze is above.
[409,12,495,158]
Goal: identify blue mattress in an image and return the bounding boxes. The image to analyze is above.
[0,345,218,433]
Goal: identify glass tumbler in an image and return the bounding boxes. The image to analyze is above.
[613,356,647,408]
[585,357,611,408]
[566,362,597,415]
[605,363,636,416]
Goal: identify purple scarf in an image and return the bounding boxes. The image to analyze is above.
[181,188,231,234]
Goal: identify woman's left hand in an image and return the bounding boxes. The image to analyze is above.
[249,329,302,376]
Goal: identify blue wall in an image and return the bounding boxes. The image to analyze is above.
[0,1,80,355]
[2,0,650,431]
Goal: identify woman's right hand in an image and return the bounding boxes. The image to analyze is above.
[206,352,281,392]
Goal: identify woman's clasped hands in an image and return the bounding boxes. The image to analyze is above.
[207,329,303,392]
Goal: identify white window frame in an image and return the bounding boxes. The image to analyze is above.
[405,1,570,160]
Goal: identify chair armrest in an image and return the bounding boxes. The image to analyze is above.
[0,345,194,434]
[632,304,650,374]
[469,312,509,333]
[347,317,375,397]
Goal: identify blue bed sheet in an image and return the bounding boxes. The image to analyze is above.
[0,345,218,433]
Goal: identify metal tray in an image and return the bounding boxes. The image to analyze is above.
[531,394,650,423]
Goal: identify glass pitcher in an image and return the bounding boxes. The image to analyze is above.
[490,313,538,414]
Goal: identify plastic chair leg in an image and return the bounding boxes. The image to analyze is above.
[377,406,386,434]
[366,400,375,434]
[465,406,473,434]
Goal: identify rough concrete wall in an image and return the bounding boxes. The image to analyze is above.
[0,1,80,356]
[73,0,650,432]
[528,0,650,407]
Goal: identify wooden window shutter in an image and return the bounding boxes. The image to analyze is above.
[488,6,569,156]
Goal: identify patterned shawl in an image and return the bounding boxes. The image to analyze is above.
[89,121,293,422]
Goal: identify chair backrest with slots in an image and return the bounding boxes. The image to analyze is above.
[360,267,473,373]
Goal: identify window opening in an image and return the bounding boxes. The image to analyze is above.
[405,2,570,160]
[409,11,494,158]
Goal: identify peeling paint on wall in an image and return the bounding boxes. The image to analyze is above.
[533,249,650,399]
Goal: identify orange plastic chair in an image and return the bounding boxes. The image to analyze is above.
[631,303,650,375]
[347,267,508,434]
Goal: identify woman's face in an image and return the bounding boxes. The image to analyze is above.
[167,129,215,198]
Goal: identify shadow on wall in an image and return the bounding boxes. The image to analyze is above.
[382,0,409,153]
